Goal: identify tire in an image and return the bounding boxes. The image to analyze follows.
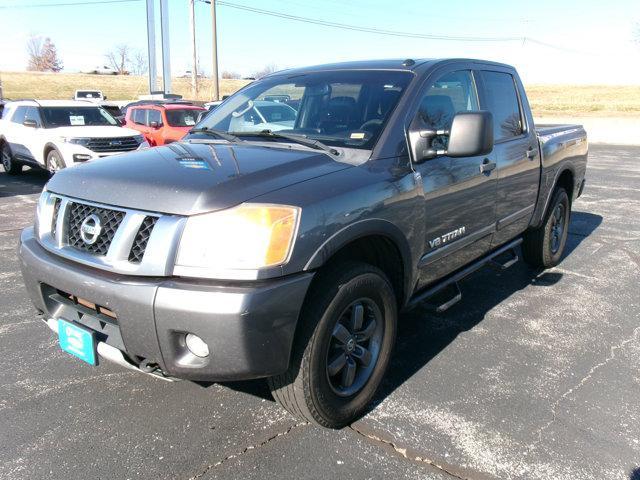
[522,187,570,268]
[46,149,67,174]
[268,262,397,428]
[1,142,23,175]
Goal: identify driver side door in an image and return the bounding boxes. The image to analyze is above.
[412,68,498,288]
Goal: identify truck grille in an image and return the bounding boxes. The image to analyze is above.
[39,193,183,276]
[128,216,157,263]
[86,136,139,153]
[67,202,125,255]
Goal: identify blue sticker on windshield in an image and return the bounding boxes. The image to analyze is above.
[177,157,210,170]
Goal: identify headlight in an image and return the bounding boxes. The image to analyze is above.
[175,203,300,274]
[35,188,50,237]
[59,137,90,146]
[133,135,144,144]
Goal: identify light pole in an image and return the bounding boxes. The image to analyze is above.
[145,0,157,93]
[210,0,219,101]
[189,0,198,96]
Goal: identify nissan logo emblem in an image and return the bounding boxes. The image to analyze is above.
[79,214,102,245]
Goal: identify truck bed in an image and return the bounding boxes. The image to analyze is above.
[529,122,588,227]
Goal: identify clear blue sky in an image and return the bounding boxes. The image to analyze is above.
[0,0,639,84]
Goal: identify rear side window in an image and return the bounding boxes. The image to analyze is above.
[11,106,28,124]
[480,71,523,141]
[132,108,146,125]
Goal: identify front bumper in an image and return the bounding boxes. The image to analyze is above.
[19,227,313,381]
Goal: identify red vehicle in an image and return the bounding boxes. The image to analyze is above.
[124,102,206,146]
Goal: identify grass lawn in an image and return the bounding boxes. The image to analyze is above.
[2,71,639,117]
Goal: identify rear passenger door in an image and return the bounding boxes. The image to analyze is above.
[412,68,498,288]
[6,106,29,158]
[477,69,539,245]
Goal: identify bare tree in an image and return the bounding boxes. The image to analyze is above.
[105,44,131,74]
[27,36,62,72]
[251,64,278,79]
[131,50,148,75]
[221,70,241,79]
[27,36,45,71]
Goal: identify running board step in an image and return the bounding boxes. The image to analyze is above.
[406,237,523,311]
[422,282,462,313]
[489,248,519,270]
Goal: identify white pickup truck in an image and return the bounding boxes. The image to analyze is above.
[0,100,144,173]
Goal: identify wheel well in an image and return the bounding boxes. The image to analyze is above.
[43,144,56,160]
[316,235,405,307]
[556,169,574,204]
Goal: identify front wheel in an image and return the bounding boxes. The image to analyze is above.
[46,149,67,174]
[522,187,571,268]
[268,262,397,428]
[1,143,23,175]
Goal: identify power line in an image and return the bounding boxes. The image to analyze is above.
[0,0,140,8]
[198,0,597,55]
[199,0,522,42]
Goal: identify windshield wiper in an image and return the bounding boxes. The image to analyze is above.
[235,130,340,156]
[189,127,242,144]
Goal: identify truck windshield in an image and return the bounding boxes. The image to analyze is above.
[165,109,202,127]
[41,107,118,128]
[194,70,413,150]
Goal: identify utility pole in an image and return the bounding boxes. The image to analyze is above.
[210,0,219,101]
[189,0,198,96]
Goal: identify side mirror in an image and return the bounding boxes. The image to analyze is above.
[149,121,160,129]
[409,111,493,162]
[23,119,38,128]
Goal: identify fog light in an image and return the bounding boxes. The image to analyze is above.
[185,333,209,358]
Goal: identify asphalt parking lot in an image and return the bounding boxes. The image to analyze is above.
[1,144,638,480]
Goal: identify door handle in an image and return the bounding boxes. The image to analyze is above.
[526,147,537,160]
[479,159,496,174]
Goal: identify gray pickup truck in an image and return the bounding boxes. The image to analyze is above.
[19,58,587,428]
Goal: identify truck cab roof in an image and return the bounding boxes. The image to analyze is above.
[264,57,515,77]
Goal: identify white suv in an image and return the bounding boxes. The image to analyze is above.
[0,100,144,174]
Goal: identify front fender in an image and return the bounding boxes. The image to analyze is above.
[304,218,415,304]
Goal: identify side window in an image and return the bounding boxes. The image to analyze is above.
[132,108,146,125]
[11,106,28,124]
[25,107,42,126]
[416,70,479,131]
[147,109,162,126]
[480,71,523,141]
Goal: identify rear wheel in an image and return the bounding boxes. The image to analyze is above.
[1,143,23,175]
[522,187,570,268]
[268,262,397,428]
[46,149,66,174]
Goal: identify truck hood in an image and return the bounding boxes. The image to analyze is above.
[46,141,354,215]
[51,125,140,138]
